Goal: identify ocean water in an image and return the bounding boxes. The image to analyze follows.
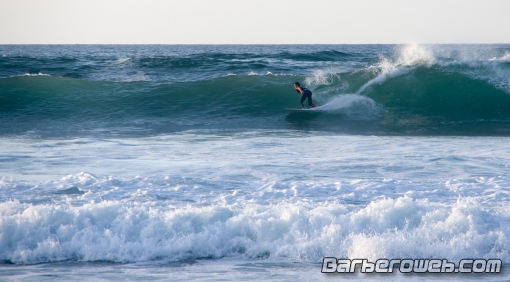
[1,44,510,281]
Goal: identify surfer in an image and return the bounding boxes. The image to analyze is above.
[294,82,316,109]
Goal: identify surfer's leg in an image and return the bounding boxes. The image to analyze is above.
[300,94,306,108]
[307,92,316,108]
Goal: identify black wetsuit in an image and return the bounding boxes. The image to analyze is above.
[299,87,313,108]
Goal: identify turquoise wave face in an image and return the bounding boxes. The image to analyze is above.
[1,45,510,136]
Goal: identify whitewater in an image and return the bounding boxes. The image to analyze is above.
[1,44,510,281]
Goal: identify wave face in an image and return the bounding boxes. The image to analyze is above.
[1,44,510,136]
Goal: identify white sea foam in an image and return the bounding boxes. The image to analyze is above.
[3,72,52,79]
[304,69,339,90]
[1,134,510,264]
[500,52,510,62]
[1,195,509,264]
[116,58,131,64]
[489,52,509,62]
[22,72,51,77]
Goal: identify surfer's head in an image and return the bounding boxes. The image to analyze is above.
[294,82,300,90]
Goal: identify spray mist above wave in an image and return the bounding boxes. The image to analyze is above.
[401,45,509,93]
[304,69,339,90]
[349,44,510,95]
[355,44,436,95]
[316,94,381,119]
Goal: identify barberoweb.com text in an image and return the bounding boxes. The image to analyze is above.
[322,258,502,273]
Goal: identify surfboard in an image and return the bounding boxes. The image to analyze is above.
[285,108,312,113]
